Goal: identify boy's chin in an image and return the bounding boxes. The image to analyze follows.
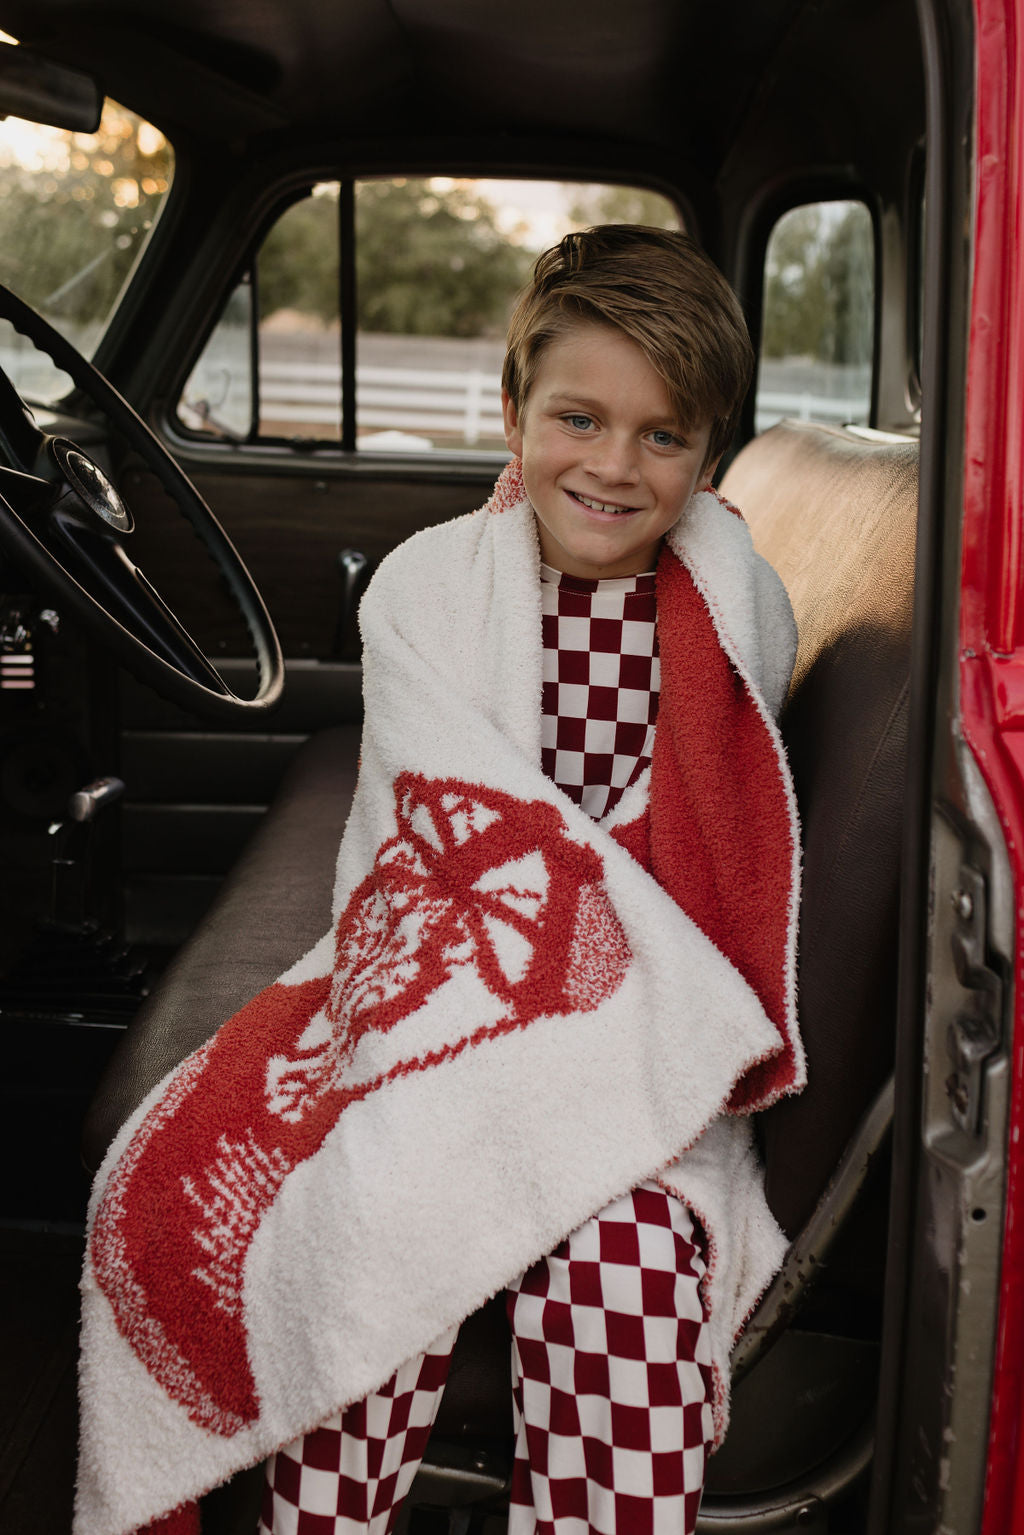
[536,533,668,581]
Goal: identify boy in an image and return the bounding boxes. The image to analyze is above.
[76,228,802,1535]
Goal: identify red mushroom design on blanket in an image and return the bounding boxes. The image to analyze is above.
[90,773,631,1435]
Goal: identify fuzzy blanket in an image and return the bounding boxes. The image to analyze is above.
[76,460,803,1535]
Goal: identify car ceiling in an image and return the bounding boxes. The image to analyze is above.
[0,0,922,192]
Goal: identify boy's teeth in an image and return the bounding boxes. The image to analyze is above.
[576,493,632,513]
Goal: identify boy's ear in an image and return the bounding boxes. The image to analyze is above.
[502,388,524,457]
[702,453,723,489]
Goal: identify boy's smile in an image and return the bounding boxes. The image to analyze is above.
[502,322,718,580]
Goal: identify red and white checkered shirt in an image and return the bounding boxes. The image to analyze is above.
[540,562,660,822]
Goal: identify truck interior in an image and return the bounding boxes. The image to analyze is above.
[0,1,1004,1532]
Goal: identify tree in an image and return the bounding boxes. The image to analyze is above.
[0,102,171,338]
[252,177,534,337]
[354,179,533,337]
[566,183,681,231]
[761,202,873,365]
[258,188,339,322]
[761,205,827,360]
[820,204,874,367]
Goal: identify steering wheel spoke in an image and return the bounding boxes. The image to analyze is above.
[0,284,283,718]
[0,462,55,519]
[48,512,232,694]
[0,363,47,473]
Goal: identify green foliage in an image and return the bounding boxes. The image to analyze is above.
[0,102,171,335]
[355,179,534,337]
[254,178,534,337]
[566,183,681,231]
[762,202,874,365]
[258,189,340,321]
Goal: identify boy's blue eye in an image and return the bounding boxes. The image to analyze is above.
[650,429,680,448]
[565,413,593,431]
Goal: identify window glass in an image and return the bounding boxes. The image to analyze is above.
[756,200,874,433]
[178,277,254,439]
[176,177,681,454]
[0,98,173,403]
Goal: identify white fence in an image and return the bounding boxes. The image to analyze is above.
[257,360,867,442]
[754,390,869,433]
[259,360,506,443]
[0,339,869,446]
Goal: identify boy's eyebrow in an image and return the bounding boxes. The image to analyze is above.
[544,392,604,410]
[544,391,688,429]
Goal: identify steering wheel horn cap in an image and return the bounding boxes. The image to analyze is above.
[50,438,134,535]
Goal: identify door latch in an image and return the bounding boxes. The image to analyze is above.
[945,864,1002,1137]
[333,547,371,659]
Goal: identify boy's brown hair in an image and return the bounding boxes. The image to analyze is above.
[502,224,754,471]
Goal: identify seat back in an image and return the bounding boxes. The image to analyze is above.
[720,420,919,1236]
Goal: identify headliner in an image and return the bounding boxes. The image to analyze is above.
[0,0,921,191]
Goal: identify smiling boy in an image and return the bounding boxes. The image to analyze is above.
[79,228,801,1535]
[252,229,798,1535]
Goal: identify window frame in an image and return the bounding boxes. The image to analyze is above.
[907,139,928,413]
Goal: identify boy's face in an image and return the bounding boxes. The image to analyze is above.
[502,321,717,580]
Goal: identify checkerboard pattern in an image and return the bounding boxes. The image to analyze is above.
[540,564,660,822]
[260,1184,709,1534]
[506,1181,713,1535]
[258,1327,457,1534]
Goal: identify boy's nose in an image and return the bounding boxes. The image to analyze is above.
[585,434,640,485]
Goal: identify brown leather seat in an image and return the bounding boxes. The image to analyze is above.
[720,420,918,1236]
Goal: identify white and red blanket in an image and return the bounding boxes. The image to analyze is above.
[76,460,803,1535]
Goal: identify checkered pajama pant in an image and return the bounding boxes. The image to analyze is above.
[260,1183,713,1534]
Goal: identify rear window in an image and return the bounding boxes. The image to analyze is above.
[755,200,874,433]
[178,178,682,455]
[0,97,173,403]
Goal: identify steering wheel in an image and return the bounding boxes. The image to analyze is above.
[0,283,284,720]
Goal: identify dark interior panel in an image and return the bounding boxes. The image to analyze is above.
[118,658,364,945]
[121,457,498,657]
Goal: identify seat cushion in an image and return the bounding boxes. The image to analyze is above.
[82,725,360,1171]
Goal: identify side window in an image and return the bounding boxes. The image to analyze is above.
[177,178,680,454]
[756,200,874,433]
